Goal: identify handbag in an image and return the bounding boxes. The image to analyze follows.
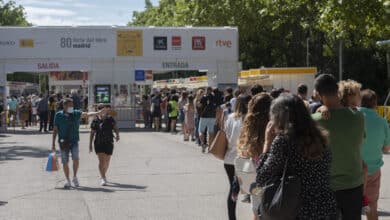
[59,115,74,151]
[259,154,301,220]
[209,130,228,160]
[234,157,257,194]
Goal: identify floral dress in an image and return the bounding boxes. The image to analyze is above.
[184,104,195,129]
[256,135,337,219]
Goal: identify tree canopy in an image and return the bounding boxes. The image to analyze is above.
[130,0,390,100]
[0,0,29,26]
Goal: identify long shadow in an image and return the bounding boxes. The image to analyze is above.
[379,211,390,216]
[55,186,115,193]
[0,201,8,206]
[0,145,49,161]
[3,130,50,135]
[105,182,147,190]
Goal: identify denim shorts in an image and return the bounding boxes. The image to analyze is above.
[60,142,80,164]
[199,117,216,134]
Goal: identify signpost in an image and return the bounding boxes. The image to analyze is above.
[135,70,145,81]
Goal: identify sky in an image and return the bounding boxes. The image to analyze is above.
[10,0,160,26]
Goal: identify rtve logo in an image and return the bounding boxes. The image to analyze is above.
[216,40,232,48]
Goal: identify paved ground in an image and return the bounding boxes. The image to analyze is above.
[0,128,390,220]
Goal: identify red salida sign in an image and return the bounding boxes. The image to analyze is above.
[37,62,60,70]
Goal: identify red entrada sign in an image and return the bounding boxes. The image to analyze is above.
[216,40,232,48]
[37,62,60,70]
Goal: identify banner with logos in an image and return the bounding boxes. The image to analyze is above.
[0,27,238,60]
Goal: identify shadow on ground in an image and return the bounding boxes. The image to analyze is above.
[106,182,148,190]
[0,201,8,206]
[0,146,48,161]
[2,130,50,135]
[54,183,147,193]
[55,186,115,193]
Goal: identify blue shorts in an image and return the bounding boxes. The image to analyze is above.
[199,117,216,134]
[60,142,80,164]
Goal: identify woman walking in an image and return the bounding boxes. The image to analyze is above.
[236,93,272,220]
[224,94,251,220]
[256,94,337,219]
[90,104,120,186]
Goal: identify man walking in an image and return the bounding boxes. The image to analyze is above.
[52,98,101,188]
[313,74,365,220]
[37,94,49,132]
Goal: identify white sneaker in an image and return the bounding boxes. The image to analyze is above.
[100,178,107,186]
[72,177,80,187]
[64,180,71,189]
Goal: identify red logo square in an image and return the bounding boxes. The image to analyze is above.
[172,36,181,46]
[192,36,206,50]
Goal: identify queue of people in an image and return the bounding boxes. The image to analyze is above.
[144,75,388,220]
[214,74,390,220]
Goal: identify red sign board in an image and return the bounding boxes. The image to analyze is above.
[192,36,206,50]
[172,36,181,46]
[37,62,59,70]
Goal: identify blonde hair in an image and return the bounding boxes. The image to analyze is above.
[338,80,362,107]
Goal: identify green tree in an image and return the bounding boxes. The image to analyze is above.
[0,0,29,26]
[129,0,390,99]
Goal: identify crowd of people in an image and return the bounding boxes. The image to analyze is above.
[3,90,88,131]
[141,74,390,220]
[2,74,390,219]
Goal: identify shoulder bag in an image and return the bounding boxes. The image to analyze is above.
[209,109,228,160]
[259,150,301,220]
[209,129,228,160]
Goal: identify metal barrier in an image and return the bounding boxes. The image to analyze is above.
[112,106,143,129]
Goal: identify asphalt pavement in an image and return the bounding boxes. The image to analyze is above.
[0,128,389,220]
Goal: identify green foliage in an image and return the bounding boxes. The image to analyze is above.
[0,0,29,26]
[129,0,390,99]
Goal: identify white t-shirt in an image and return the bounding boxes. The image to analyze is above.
[224,113,242,165]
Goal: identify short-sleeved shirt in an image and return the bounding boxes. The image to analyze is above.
[168,100,179,118]
[7,99,18,111]
[224,114,242,165]
[151,96,162,113]
[91,116,116,145]
[49,102,57,111]
[313,108,365,191]
[200,94,217,118]
[54,110,82,144]
[359,107,390,175]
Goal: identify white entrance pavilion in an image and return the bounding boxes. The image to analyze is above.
[0,26,239,129]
